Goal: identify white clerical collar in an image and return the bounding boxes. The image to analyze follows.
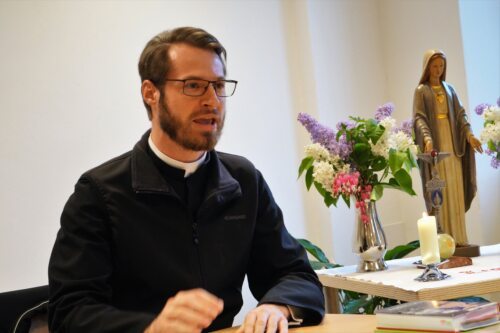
[148,135,207,178]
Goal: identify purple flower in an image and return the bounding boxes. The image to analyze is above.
[491,157,499,169]
[335,134,353,159]
[395,119,413,137]
[336,120,355,131]
[297,112,337,151]
[497,97,500,107]
[297,113,353,159]
[474,103,490,116]
[374,102,395,122]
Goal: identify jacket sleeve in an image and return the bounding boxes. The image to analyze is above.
[246,170,325,325]
[48,175,155,333]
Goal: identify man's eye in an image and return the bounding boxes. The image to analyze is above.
[186,82,202,89]
[215,81,226,90]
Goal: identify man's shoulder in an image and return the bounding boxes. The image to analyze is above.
[215,151,257,174]
[82,150,133,181]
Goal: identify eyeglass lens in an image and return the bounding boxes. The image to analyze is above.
[183,80,237,97]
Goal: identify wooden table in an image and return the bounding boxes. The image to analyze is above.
[317,244,500,313]
[213,314,377,333]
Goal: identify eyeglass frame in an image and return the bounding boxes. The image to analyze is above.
[164,78,238,97]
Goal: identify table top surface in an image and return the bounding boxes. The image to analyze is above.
[317,244,500,301]
[214,314,378,333]
[215,315,500,333]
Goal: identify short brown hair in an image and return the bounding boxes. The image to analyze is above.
[138,27,227,119]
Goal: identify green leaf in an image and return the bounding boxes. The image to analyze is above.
[367,123,385,144]
[309,260,342,270]
[384,240,420,260]
[298,156,314,178]
[352,143,371,164]
[324,192,335,207]
[341,290,362,300]
[341,194,351,208]
[405,148,418,168]
[343,295,373,314]
[314,181,327,196]
[370,184,384,201]
[394,169,416,195]
[371,156,387,171]
[296,238,331,263]
[305,167,314,190]
[332,195,340,206]
[388,178,399,186]
[487,140,496,152]
[388,149,406,174]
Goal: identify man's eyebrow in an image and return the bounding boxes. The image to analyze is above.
[180,76,227,81]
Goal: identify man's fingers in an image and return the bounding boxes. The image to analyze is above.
[171,289,223,318]
[264,313,278,333]
[278,317,288,333]
[243,311,257,333]
[254,311,269,333]
[165,303,213,329]
[149,289,223,333]
[239,304,289,333]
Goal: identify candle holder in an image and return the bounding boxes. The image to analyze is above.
[417,151,450,234]
[414,263,450,282]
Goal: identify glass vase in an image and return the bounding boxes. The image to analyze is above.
[353,200,388,272]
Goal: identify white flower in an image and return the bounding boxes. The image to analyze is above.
[370,130,417,159]
[371,138,390,159]
[480,122,500,145]
[388,131,418,155]
[379,117,396,132]
[305,143,330,161]
[484,106,500,122]
[312,160,335,193]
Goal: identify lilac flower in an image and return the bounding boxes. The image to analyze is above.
[335,133,353,159]
[474,103,490,116]
[491,157,499,169]
[374,102,395,122]
[297,112,337,152]
[336,120,355,131]
[395,119,413,137]
[297,113,353,159]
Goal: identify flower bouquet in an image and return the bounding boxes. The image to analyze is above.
[297,103,418,223]
[475,98,500,169]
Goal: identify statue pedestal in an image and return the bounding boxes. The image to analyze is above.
[454,244,481,257]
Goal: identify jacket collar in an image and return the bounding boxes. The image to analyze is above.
[131,131,241,202]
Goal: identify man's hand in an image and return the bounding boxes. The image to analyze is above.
[236,304,290,333]
[145,288,223,333]
[468,135,484,153]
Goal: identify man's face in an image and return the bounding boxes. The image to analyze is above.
[157,43,226,152]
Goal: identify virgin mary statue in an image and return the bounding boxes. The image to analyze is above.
[413,49,483,246]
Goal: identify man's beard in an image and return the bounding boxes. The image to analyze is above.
[158,94,224,152]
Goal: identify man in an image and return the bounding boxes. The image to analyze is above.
[48,27,325,333]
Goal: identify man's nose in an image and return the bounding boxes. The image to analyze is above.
[202,83,222,107]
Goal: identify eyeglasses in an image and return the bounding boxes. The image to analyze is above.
[165,79,238,97]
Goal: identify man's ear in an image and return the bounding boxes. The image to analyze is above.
[141,80,160,110]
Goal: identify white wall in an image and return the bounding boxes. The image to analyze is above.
[458,0,500,246]
[0,0,498,325]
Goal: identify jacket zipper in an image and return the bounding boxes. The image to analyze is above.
[191,213,206,288]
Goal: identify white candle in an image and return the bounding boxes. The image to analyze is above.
[417,212,440,265]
